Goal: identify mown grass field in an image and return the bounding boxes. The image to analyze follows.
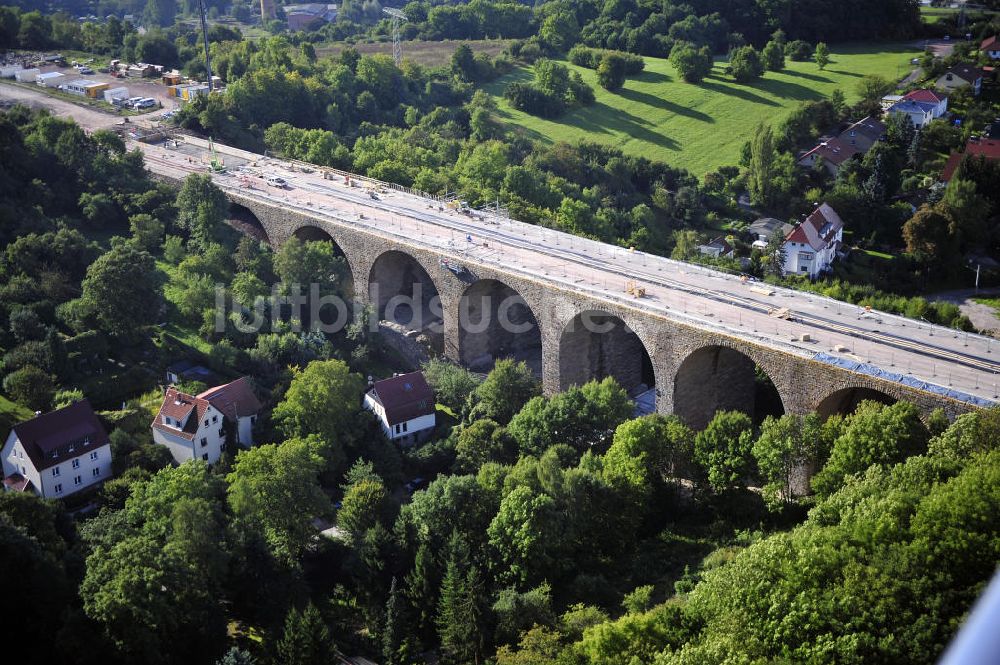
[486,43,921,175]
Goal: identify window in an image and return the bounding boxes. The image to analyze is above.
[164,416,172,426]
[799,252,814,261]
[200,437,208,448]
[394,424,400,434]
[402,422,408,433]
[52,466,60,477]
[92,468,100,477]
[800,266,809,272]
[74,475,82,486]
[212,415,218,423]
[54,484,62,494]
[204,419,209,427]
[90,451,98,461]
[221,443,227,452]
[250,416,256,424]
[72,459,80,469]
[218,428,225,437]
[202,453,209,461]
[83,436,90,446]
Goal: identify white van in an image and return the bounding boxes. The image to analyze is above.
[266,176,287,188]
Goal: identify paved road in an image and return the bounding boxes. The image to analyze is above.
[5,84,999,406]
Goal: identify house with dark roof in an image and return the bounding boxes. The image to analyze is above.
[363,371,436,446]
[941,137,1000,182]
[887,99,940,129]
[749,218,794,250]
[781,203,844,278]
[936,63,983,96]
[697,236,735,259]
[982,35,999,60]
[151,377,261,464]
[2,400,112,499]
[797,117,885,175]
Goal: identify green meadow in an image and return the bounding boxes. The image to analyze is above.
[487,43,920,175]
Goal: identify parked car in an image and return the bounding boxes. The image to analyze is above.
[134,98,156,109]
[266,176,287,188]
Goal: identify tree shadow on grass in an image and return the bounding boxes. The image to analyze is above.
[781,69,833,84]
[698,77,780,107]
[825,68,862,78]
[616,87,715,123]
[634,70,671,84]
[567,101,682,150]
[756,77,828,102]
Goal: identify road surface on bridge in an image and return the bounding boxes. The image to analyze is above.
[3,83,995,407]
[138,137,1000,406]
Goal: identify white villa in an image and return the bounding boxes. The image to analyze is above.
[2,400,113,499]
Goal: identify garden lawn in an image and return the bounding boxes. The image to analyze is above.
[486,43,920,175]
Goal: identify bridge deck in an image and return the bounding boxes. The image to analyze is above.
[136,135,1000,408]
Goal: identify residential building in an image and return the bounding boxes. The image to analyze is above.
[781,203,844,278]
[363,372,436,446]
[887,100,938,129]
[151,377,260,464]
[982,35,1000,60]
[697,236,735,259]
[798,117,885,175]
[936,63,983,96]
[748,217,793,250]
[941,137,1000,182]
[903,89,948,117]
[196,377,261,449]
[1,400,113,499]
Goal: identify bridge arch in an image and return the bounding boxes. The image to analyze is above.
[369,250,443,334]
[815,385,897,420]
[228,203,270,243]
[458,279,542,375]
[558,310,656,404]
[287,224,355,300]
[673,343,785,429]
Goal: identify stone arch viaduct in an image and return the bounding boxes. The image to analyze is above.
[223,189,989,427]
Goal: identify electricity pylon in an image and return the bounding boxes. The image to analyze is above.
[382,8,407,66]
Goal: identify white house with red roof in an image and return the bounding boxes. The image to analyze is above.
[151,377,261,465]
[903,89,948,117]
[2,400,113,499]
[887,90,948,129]
[363,371,436,446]
[781,203,844,278]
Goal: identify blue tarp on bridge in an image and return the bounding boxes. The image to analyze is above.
[812,352,996,409]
